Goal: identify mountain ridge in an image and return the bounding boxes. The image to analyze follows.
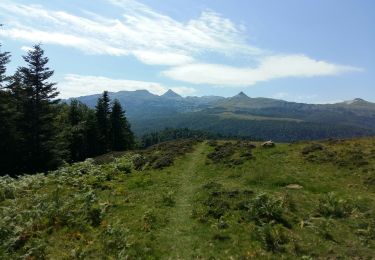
[66,90,375,141]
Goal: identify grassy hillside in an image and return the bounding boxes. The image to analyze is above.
[1,138,375,259]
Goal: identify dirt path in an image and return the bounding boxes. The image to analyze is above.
[159,142,206,259]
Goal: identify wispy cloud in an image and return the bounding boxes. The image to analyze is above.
[59,74,195,98]
[0,0,362,89]
[163,55,361,86]
[0,0,258,65]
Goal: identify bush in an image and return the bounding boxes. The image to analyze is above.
[152,155,173,169]
[102,223,129,255]
[142,210,156,232]
[132,154,146,170]
[318,193,353,218]
[161,191,175,207]
[205,197,230,219]
[246,193,285,225]
[301,143,324,155]
[256,224,289,252]
[114,158,132,174]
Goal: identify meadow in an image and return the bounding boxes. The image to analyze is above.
[1,138,375,259]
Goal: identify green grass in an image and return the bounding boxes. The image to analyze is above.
[218,111,303,122]
[1,138,375,258]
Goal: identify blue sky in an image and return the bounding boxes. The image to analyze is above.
[0,0,374,103]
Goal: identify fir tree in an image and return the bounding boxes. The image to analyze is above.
[68,99,88,162]
[0,44,19,175]
[0,43,11,89]
[95,91,111,154]
[110,100,134,151]
[18,44,60,172]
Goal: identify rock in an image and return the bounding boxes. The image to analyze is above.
[286,184,303,190]
[261,140,275,148]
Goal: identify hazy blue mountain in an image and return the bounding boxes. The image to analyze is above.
[161,89,182,99]
[66,90,375,141]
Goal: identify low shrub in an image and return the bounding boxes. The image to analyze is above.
[161,191,175,207]
[152,155,173,169]
[246,193,285,225]
[132,154,146,170]
[318,192,353,218]
[102,223,130,255]
[301,143,324,155]
[142,210,156,232]
[205,197,230,219]
[256,223,289,252]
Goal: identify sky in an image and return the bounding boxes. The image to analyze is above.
[0,0,374,103]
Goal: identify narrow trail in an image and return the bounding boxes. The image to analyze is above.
[159,142,207,259]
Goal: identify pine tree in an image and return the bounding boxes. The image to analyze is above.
[0,44,19,175]
[0,43,11,89]
[67,100,86,161]
[110,100,134,151]
[18,44,60,172]
[85,109,99,157]
[95,91,111,154]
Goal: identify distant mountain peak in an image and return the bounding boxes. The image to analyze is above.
[233,91,249,99]
[344,98,367,105]
[162,89,182,98]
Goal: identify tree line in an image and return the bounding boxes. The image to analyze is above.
[0,44,134,176]
[139,128,224,148]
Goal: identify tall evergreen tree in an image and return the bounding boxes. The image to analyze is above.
[110,100,134,151]
[85,109,99,157]
[0,43,10,89]
[68,99,86,161]
[68,99,99,161]
[95,91,111,154]
[18,44,60,172]
[0,43,19,175]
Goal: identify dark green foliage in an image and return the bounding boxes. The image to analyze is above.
[68,99,98,161]
[318,193,354,218]
[15,44,61,173]
[0,46,21,176]
[245,193,285,225]
[161,191,176,207]
[140,127,222,148]
[132,155,146,170]
[137,139,199,170]
[0,91,20,175]
[301,143,324,155]
[110,100,134,151]
[256,224,289,252]
[96,91,111,154]
[0,44,135,176]
[206,141,254,166]
[0,43,11,88]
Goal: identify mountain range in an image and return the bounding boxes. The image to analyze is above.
[68,90,375,141]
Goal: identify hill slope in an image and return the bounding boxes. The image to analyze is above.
[1,138,375,258]
[69,90,375,141]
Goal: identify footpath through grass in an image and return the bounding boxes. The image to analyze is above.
[157,141,206,258]
[1,138,375,258]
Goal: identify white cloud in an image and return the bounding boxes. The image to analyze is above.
[20,45,33,52]
[0,0,362,88]
[0,1,259,65]
[58,74,195,99]
[163,55,361,86]
[132,51,194,65]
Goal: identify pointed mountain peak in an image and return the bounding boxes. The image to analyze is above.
[343,98,367,105]
[162,89,182,98]
[233,91,249,99]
